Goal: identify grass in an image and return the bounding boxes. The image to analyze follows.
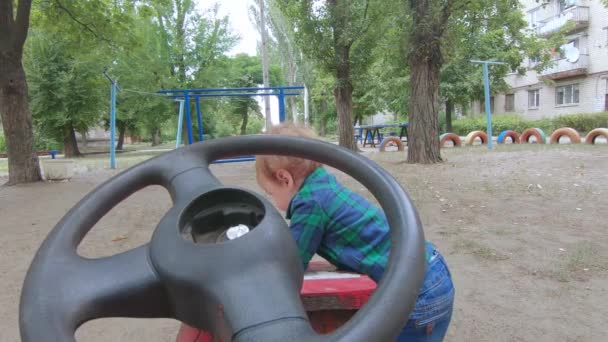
[453,238,510,261]
[549,241,608,282]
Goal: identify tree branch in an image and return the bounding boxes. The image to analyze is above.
[53,0,115,46]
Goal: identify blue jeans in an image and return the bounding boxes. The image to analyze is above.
[397,245,455,342]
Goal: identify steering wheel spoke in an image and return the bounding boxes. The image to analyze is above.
[20,245,171,341]
[166,165,222,205]
[73,245,171,321]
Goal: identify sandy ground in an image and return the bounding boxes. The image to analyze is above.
[1,143,607,341]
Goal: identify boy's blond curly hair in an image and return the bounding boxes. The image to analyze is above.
[255,123,322,183]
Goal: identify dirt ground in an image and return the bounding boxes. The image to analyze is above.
[1,144,607,341]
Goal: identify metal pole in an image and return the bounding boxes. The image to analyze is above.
[184,92,193,145]
[470,60,506,150]
[110,81,117,169]
[278,88,286,123]
[176,99,185,149]
[195,97,203,141]
[482,62,493,150]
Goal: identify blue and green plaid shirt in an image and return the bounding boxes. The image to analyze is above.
[286,167,433,283]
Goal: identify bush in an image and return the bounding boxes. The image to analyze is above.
[213,119,236,138]
[450,114,553,136]
[452,114,554,135]
[34,132,62,151]
[553,112,608,133]
[0,131,62,153]
[448,113,608,136]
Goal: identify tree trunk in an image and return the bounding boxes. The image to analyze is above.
[407,59,442,163]
[80,130,88,148]
[63,123,81,158]
[333,45,357,151]
[0,51,41,184]
[116,123,126,150]
[318,99,328,136]
[445,99,453,133]
[258,0,272,129]
[406,0,445,164]
[290,97,297,123]
[319,116,327,136]
[240,113,248,135]
[151,127,161,146]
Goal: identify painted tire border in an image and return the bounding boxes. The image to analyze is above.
[497,130,520,144]
[379,136,405,152]
[584,128,608,145]
[439,133,462,148]
[549,127,581,144]
[520,128,547,144]
[464,131,488,145]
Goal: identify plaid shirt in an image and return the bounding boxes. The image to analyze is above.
[287,167,432,282]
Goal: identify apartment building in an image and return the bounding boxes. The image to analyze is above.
[472,0,608,119]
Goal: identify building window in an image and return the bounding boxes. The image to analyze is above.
[529,8,539,27]
[505,94,515,112]
[558,0,576,13]
[555,84,579,105]
[528,89,540,108]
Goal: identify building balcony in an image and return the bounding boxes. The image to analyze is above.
[536,6,589,37]
[539,54,589,80]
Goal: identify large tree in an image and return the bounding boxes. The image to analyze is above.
[276,1,383,150]
[0,0,40,184]
[404,0,559,163]
[26,31,107,157]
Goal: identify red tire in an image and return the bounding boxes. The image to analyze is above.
[379,136,405,152]
[584,128,608,144]
[520,128,547,144]
[439,133,462,148]
[549,127,581,144]
[464,131,488,145]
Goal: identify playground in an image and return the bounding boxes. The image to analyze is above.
[1,142,607,341]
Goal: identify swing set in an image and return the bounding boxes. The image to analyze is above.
[104,71,305,168]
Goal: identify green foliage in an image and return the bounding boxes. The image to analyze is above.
[213,119,236,138]
[246,114,265,135]
[34,131,63,151]
[450,114,552,136]
[553,113,608,133]
[25,29,106,146]
[0,134,6,152]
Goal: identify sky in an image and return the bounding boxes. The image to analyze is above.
[196,0,259,56]
[195,0,282,123]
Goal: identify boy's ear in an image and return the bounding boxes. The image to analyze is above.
[275,169,294,187]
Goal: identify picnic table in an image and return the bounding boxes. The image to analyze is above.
[175,259,377,340]
[355,123,409,148]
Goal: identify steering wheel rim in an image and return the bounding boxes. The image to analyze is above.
[19,135,426,341]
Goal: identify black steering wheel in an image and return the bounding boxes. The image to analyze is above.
[19,135,426,341]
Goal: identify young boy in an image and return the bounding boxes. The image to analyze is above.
[255,123,455,341]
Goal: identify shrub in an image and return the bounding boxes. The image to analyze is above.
[553,112,608,133]
[0,134,6,152]
[450,114,553,136]
[34,132,62,151]
[449,112,608,136]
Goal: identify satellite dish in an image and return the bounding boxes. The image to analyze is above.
[565,46,580,63]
